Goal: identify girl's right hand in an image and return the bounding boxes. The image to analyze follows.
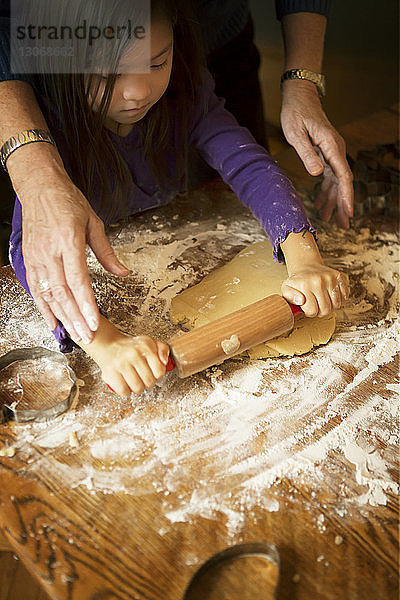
[282,262,349,318]
[99,334,170,396]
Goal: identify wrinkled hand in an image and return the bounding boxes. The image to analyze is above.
[18,172,129,343]
[281,263,349,318]
[99,333,170,396]
[281,82,354,228]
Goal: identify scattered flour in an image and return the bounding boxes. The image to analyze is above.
[1,201,399,536]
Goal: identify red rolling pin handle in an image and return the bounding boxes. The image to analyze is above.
[166,355,175,372]
[290,302,303,318]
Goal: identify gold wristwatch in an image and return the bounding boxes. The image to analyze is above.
[0,129,56,172]
[280,68,326,98]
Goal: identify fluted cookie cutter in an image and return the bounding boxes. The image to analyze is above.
[0,347,78,424]
[349,142,400,217]
[353,179,396,216]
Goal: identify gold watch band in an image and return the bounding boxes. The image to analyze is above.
[281,68,326,98]
[0,129,56,172]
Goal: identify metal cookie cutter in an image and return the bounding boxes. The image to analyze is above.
[0,347,78,424]
[184,542,280,600]
[349,142,400,217]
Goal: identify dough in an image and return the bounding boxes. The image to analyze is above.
[170,241,336,358]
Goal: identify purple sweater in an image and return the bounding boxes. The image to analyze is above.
[9,69,316,352]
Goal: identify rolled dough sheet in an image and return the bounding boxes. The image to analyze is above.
[169,241,336,358]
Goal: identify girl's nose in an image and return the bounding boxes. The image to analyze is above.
[121,75,151,103]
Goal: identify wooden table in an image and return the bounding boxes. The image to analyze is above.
[0,113,399,599]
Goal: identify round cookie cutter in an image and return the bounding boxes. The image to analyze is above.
[0,347,78,424]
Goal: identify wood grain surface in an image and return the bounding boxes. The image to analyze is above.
[0,530,11,551]
[0,109,399,599]
[0,549,50,600]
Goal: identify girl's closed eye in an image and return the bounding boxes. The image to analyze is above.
[98,62,167,79]
[151,59,169,70]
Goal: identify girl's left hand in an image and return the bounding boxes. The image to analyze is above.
[281,264,349,318]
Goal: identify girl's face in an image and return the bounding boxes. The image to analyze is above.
[90,18,173,132]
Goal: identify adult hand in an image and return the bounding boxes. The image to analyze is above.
[17,169,130,343]
[280,81,354,228]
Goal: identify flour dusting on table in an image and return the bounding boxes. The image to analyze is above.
[1,189,398,536]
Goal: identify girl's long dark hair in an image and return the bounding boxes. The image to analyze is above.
[34,0,205,224]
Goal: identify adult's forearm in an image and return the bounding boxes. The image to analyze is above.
[0,80,49,143]
[279,11,354,229]
[1,80,128,343]
[281,12,327,73]
[0,80,66,193]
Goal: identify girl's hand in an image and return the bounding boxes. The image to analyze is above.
[99,334,170,396]
[79,317,170,396]
[281,263,349,318]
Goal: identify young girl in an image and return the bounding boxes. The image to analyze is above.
[10,0,349,396]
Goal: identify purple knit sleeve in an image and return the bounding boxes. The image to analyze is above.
[189,70,317,262]
[9,198,76,353]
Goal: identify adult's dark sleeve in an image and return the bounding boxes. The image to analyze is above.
[275,0,332,20]
[0,0,9,18]
[0,12,34,84]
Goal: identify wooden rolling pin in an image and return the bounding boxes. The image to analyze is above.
[166,294,303,378]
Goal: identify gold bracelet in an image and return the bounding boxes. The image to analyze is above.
[280,68,326,98]
[0,129,56,172]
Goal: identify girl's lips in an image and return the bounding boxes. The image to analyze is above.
[121,104,150,113]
